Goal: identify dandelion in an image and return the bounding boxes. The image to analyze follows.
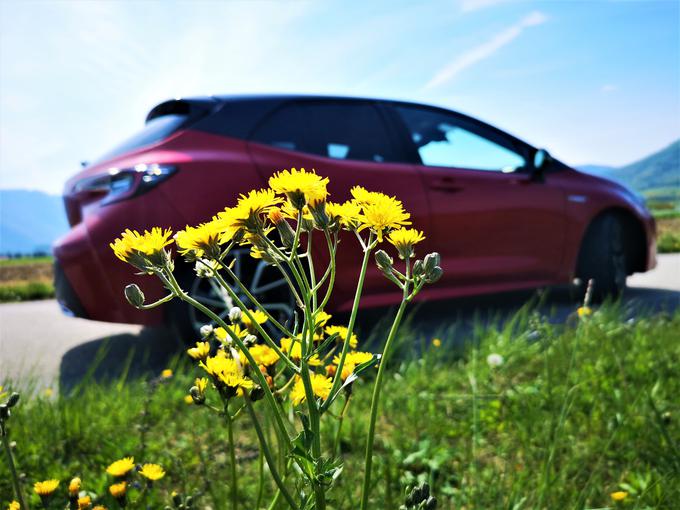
[43,387,53,398]
[356,192,411,241]
[184,395,194,405]
[186,341,211,361]
[577,306,592,318]
[611,491,628,502]
[387,228,425,259]
[34,479,59,498]
[77,495,92,509]
[8,502,20,510]
[174,218,235,258]
[68,477,81,496]
[139,463,166,481]
[247,344,280,367]
[486,353,504,367]
[315,311,332,329]
[290,374,333,406]
[326,201,362,229]
[106,457,135,477]
[214,324,247,344]
[200,353,254,394]
[269,168,329,208]
[220,189,281,231]
[324,325,358,349]
[241,309,268,331]
[110,227,173,265]
[432,338,442,348]
[331,351,375,380]
[190,377,209,405]
[161,368,173,379]
[108,481,127,499]
[280,337,322,365]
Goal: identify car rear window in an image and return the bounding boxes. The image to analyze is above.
[92,114,189,165]
[251,101,399,163]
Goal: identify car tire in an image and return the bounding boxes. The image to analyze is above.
[575,214,628,302]
[167,249,296,343]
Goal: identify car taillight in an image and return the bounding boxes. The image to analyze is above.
[72,164,177,205]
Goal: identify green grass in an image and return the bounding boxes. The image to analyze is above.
[0,256,53,267]
[2,306,679,509]
[0,280,55,303]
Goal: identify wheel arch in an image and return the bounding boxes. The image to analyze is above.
[576,207,648,276]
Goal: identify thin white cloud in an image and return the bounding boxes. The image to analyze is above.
[601,84,618,93]
[460,0,513,13]
[423,11,548,90]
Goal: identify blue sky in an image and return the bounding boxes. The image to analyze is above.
[1,0,678,194]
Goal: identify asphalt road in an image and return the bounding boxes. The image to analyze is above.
[1,254,678,389]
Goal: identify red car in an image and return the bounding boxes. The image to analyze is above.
[54,95,657,336]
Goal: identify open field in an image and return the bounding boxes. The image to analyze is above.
[2,304,679,509]
[0,256,54,303]
[656,217,680,253]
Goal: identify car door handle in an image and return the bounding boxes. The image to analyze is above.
[430,177,463,193]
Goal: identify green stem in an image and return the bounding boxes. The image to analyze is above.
[1,424,28,510]
[359,298,409,510]
[226,407,239,510]
[317,231,337,311]
[323,232,375,412]
[165,270,292,446]
[245,398,300,510]
[256,446,265,510]
[333,393,352,457]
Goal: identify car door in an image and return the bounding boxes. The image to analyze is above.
[389,103,566,288]
[246,99,431,305]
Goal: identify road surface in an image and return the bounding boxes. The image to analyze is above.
[1,254,678,388]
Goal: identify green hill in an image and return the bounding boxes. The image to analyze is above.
[607,139,679,192]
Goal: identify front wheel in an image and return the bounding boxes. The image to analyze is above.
[168,249,296,342]
[575,214,628,302]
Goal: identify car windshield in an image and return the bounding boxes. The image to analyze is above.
[92,114,188,165]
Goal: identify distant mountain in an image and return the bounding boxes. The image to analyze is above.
[579,140,680,192]
[0,190,69,255]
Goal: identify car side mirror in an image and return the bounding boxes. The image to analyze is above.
[530,148,552,181]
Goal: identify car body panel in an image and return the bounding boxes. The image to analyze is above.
[53,94,657,326]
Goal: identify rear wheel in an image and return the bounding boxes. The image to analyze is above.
[169,249,296,342]
[575,214,628,301]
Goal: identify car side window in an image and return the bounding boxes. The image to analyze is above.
[395,105,526,172]
[251,101,398,163]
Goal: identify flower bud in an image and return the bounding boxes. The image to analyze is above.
[309,200,330,230]
[124,284,145,308]
[412,259,424,277]
[200,324,214,338]
[250,386,265,402]
[375,250,393,273]
[228,307,242,323]
[244,334,258,346]
[275,218,296,248]
[424,266,443,283]
[189,386,206,405]
[423,252,440,274]
[6,392,20,408]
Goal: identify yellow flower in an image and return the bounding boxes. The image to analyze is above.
[161,368,173,379]
[8,502,20,510]
[106,457,135,477]
[432,338,442,348]
[241,309,268,331]
[186,341,211,361]
[290,373,333,406]
[110,227,173,264]
[325,200,362,229]
[109,481,127,499]
[200,352,254,392]
[269,168,329,207]
[220,189,282,231]
[139,463,166,481]
[247,344,280,367]
[610,491,628,502]
[577,306,592,318]
[350,186,384,205]
[68,477,81,496]
[357,193,411,241]
[315,311,332,329]
[387,228,425,259]
[324,325,358,349]
[174,218,235,257]
[214,324,247,343]
[0,385,6,400]
[77,495,92,509]
[43,387,53,398]
[184,394,194,405]
[93,507,107,510]
[34,479,60,497]
[280,337,322,365]
[331,351,375,380]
